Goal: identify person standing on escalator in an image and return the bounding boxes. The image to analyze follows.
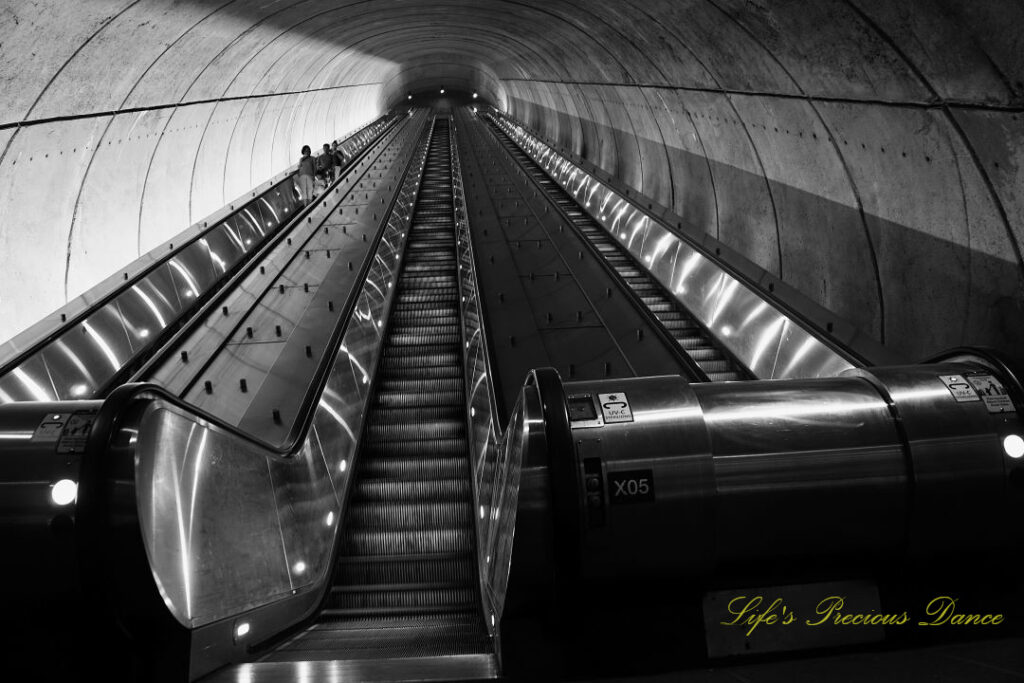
[317,143,335,187]
[297,145,316,205]
[331,141,345,179]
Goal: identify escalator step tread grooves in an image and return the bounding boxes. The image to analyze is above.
[278,118,489,662]
[334,556,475,587]
[485,118,744,382]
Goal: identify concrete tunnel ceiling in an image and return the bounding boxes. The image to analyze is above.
[1,0,1022,361]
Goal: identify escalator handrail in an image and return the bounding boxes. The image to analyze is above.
[524,367,579,583]
[124,113,407,395]
[0,112,396,386]
[486,108,896,370]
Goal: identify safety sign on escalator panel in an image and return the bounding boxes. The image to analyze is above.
[598,392,634,423]
[966,374,1015,413]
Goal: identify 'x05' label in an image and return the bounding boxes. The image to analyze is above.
[608,469,655,504]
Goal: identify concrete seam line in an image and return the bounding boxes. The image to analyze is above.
[0,83,384,133]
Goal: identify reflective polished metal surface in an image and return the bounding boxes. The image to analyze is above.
[103,113,434,636]
[0,115,396,404]
[520,359,1024,581]
[488,111,870,380]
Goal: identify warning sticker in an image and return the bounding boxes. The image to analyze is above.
[32,413,70,443]
[598,392,634,424]
[966,374,1015,413]
[939,375,980,403]
[56,410,97,454]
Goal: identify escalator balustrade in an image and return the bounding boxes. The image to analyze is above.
[485,119,746,382]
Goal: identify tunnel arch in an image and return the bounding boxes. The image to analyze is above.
[0,0,1021,359]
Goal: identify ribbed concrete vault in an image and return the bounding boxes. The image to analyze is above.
[1,0,1021,359]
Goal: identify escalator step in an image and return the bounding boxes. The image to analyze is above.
[335,555,475,587]
[362,438,467,459]
[688,348,724,361]
[377,377,462,394]
[381,352,461,369]
[375,390,464,408]
[341,527,474,555]
[367,406,465,426]
[386,333,461,347]
[345,501,472,529]
[383,344,460,359]
[363,419,465,441]
[358,455,468,479]
[377,365,461,380]
[352,477,471,503]
[326,587,476,612]
[708,371,742,381]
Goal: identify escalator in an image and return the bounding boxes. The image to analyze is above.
[247,118,493,674]
[484,119,747,382]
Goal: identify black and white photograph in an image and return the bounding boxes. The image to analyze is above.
[0,1,1021,681]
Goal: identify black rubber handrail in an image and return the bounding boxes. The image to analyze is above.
[526,367,580,588]
[122,113,409,397]
[487,109,882,370]
[0,112,396,385]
